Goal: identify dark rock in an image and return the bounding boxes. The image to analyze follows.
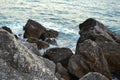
[41,29,59,39]
[43,47,73,68]
[23,42,41,56]
[23,19,46,39]
[99,42,120,71]
[78,18,120,72]
[78,18,116,43]
[27,37,49,49]
[0,29,58,80]
[71,39,111,79]
[79,72,109,80]
[45,38,57,45]
[14,34,18,39]
[2,26,13,33]
[56,63,70,80]
[112,71,120,80]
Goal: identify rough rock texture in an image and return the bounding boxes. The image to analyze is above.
[0,29,58,80]
[42,29,59,39]
[78,18,115,43]
[23,19,59,41]
[23,42,41,56]
[78,18,120,71]
[23,19,46,39]
[79,72,109,80]
[43,47,73,68]
[56,63,70,80]
[70,39,111,79]
[27,37,49,49]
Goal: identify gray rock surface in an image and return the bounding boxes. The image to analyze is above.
[0,29,58,80]
[79,72,109,80]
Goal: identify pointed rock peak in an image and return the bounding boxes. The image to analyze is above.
[79,18,97,30]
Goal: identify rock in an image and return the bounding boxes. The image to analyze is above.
[1,26,18,39]
[99,42,120,71]
[78,18,120,72]
[112,71,120,80]
[2,26,13,33]
[23,19,46,39]
[23,42,41,56]
[70,39,111,79]
[43,47,73,68]
[41,29,59,39]
[27,37,49,49]
[78,18,116,43]
[56,63,70,80]
[55,72,64,80]
[0,29,58,80]
[79,72,109,80]
[45,38,57,45]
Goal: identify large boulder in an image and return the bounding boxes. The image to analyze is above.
[78,18,119,43]
[78,18,120,71]
[79,72,109,80]
[69,39,111,79]
[23,19,46,39]
[0,29,58,80]
[23,19,59,41]
[27,37,49,49]
[43,48,73,68]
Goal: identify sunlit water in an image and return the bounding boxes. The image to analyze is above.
[0,0,120,54]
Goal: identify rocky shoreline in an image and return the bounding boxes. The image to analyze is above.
[0,18,120,80]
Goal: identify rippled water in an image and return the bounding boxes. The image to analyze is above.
[0,0,120,53]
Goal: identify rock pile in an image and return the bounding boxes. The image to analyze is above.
[0,18,120,80]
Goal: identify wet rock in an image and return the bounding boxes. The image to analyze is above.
[78,18,120,72]
[23,19,46,39]
[70,39,111,79]
[79,72,109,80]
[2,26,13,33]
[41,29,59,39]
[27,37,49,49]
[0,29,58,80]
[43,47,73,68]
[56,63,70,80]
[45,38,57,45]
[23,42,41,56]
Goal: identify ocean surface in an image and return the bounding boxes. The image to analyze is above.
[0,0,120,54]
